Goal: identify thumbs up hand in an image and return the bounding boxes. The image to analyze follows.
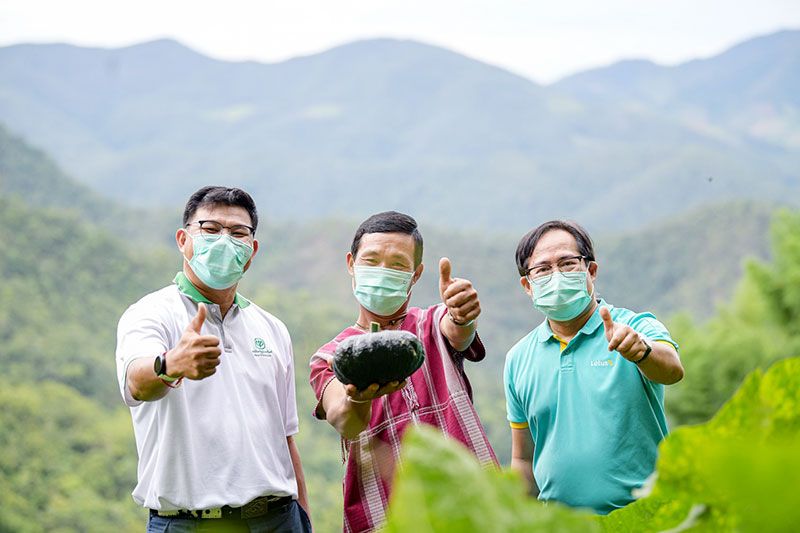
[167,303,223,380]
[439,257,480,327]
[600,307,648,362]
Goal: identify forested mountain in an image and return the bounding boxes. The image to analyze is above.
[1,31,797,232]
[0,124,175,244]
[0,126,778,388]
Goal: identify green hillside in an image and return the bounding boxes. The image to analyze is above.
[1,125,796,531]
[0,123,176,245]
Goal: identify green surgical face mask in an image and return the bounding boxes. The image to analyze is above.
[530,271,593,322]
[188,234,253,290]
[353,265,414,316]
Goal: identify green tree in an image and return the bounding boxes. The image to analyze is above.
[667,209,800,424]
[0,380,144,533]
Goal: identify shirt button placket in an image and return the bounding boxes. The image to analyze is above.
[219,310,232,353]
[560,347,575,372]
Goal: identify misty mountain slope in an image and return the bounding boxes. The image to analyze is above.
[0,33,796,232]
[556,29,800,150]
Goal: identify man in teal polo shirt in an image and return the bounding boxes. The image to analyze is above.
[504,220,684,514]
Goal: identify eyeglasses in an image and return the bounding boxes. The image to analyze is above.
[526,255,586,285]
[186,220,255,241]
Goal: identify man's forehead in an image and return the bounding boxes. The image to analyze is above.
[531,229,579,261]
[358,232,416,255]
[193,204,252,224]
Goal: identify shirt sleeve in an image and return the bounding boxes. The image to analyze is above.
[278,323,300,437]
[625,311,679,351]
[446,333,487,363]
[504,350,528,428]
[433,303,486,362]
[115,301,171,407]
[309,342,338,420]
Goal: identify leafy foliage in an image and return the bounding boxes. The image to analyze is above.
[383,426,599,533]
[382,357,800,532]
[602,357,800,532]
[0,380,144,533]
[666,209,800,424]
[0,197,175,402]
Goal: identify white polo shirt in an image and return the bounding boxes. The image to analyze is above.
[115,272,300,511]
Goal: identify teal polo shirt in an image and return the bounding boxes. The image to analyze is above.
[503,299,678,514]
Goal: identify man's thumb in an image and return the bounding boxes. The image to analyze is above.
[189,302,207,333]
[439,257,452,288]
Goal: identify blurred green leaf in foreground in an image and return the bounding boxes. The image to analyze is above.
[383,357,800,532]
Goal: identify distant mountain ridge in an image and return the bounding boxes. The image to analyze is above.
[556,30,800,150]
[0,31,797,232]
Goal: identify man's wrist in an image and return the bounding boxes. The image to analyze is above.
[154,351,183,384]
[448,312,474,328]
[634,338,652,364]
[346,396,372,405]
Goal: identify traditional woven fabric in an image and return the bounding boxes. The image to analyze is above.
[310,304,497,533]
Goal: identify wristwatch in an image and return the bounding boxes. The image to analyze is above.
[634,338,652,365]
[154,352,179,382]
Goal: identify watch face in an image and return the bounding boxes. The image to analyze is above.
[154,354,164,375]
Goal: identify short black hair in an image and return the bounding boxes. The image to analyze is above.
[351,211,424,266]
[515,220,595,276]
[182,186,259,234]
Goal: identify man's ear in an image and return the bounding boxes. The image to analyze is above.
[346,252,355,276]
[588,260,598,282]
[411,263,424,286]
[243,239,259,272]
[520,275,532,297]
[176,228,189,255]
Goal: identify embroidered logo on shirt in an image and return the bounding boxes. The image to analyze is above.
[590,358,614,367]
[252,337,273,357]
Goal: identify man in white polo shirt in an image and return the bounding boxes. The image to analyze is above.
[116,186,311,532]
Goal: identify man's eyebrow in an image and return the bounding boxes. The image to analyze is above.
[531,254,579,266]
[358,248,412,261]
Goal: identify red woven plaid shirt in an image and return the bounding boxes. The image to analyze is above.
[309,304,498,533]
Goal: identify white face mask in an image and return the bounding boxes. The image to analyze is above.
[530,271,593,321]
[352,265,414,316]
[188,234,253,289]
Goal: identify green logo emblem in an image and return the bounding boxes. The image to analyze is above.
[252,337,272,357]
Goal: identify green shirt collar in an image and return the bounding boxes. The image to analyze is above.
[537,298,609,344]
[173,272,251,309]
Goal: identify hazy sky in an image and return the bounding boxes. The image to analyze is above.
[1,0,798,83]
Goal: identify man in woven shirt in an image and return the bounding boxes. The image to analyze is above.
[309,211,497,533]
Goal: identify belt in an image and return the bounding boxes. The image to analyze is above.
[150,495,293,520]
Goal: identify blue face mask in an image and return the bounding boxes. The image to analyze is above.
[530,271,593,321]
[188,234,253,290]
[353,265,414,316]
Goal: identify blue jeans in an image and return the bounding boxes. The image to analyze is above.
[146,501,312,533]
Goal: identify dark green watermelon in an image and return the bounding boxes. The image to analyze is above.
[332,330,426,390]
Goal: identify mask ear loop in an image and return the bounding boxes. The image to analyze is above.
[181,230,195,264]
[402,266,419,300]
[586,260,598,302]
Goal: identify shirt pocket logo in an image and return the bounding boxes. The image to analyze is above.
[252,337,273,357]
